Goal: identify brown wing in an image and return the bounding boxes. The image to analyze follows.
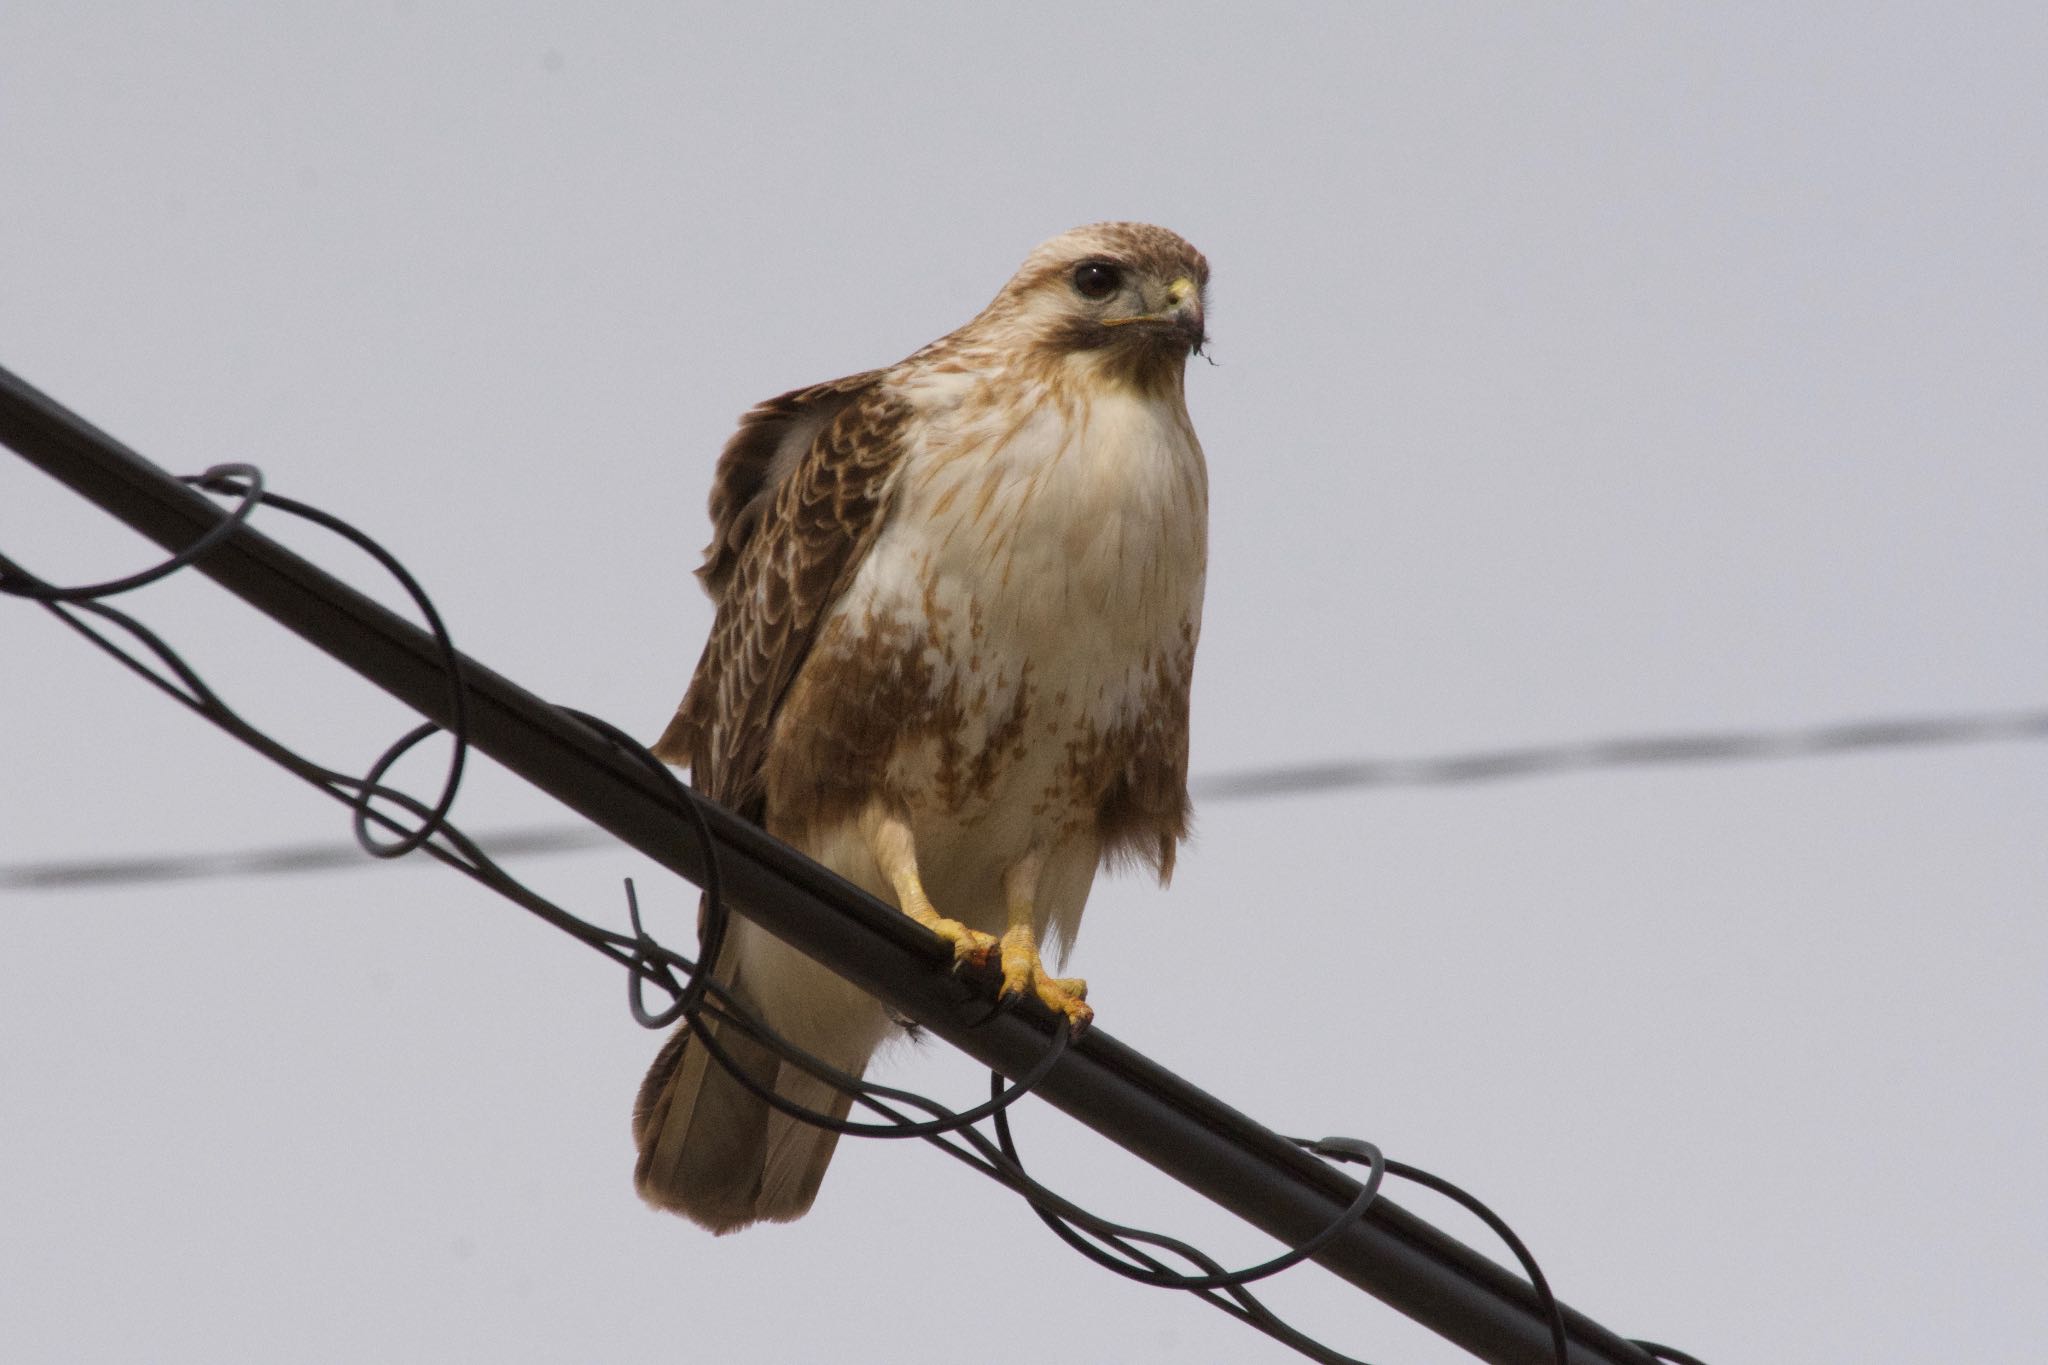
[693,371,884,602]
[652,374,910,820]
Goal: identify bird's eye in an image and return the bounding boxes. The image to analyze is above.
[1072,262,1122,300]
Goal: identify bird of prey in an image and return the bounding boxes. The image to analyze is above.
[634,222,1210,1233]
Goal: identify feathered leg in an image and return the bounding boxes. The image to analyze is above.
[860,807,999,969]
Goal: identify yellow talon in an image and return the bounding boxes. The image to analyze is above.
[869,820,1097,1031]
[927,916,1000,972]
[999,925,1094,1034]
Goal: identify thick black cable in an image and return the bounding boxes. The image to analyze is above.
[1,378,1708,1365]
[8,525,1411,1357]
[0,473,1427,1358]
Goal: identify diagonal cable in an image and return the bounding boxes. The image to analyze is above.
[3,360,1707,1365]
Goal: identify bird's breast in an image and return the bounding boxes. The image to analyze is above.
[824,374,1206,822]
[899,376,1206,647]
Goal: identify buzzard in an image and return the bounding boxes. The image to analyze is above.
[634,222,1210,1233]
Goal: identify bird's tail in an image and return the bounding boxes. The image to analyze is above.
[631,961,859,1235]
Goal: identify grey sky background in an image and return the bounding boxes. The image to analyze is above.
[3,5,2044,1362]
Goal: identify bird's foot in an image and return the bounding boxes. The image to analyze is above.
[909,909,1000,974]
[999,926,1093,1035]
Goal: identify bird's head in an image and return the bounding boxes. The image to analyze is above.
[976,222,1209,392]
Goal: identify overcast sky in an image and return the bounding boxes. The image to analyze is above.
[4,6,2044,1363]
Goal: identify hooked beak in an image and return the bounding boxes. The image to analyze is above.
[1100,274,1205,352]
[1165,275,1205,351]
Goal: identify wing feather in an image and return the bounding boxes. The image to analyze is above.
[653,375,909,820]
[695,371,883,600]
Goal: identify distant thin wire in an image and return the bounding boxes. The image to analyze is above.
[1196,709,2048,800]
[4,469,1700,1364]
[9,703,2041,892]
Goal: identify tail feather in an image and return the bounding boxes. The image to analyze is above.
[758,1069,855,1214]
[632,975,855,1234]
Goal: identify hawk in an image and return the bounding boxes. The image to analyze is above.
[634,222,1210,1233]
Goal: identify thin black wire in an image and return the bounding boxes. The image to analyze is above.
[1,470,1707,1365]
[1314,1145,1567,1365]
[237,478,473,861]
[0,475,699,1006]
[684,984,1072,1140]
[0,464,471,863]
[1629,1344,1710,1365]
[0,463,266,602]
[987,1112,1389,1294]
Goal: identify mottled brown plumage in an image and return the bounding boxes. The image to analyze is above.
[653,378,904,820]
[637,222,1211,1233]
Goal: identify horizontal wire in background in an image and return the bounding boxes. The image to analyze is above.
[6,706,2044,892]
[1195,707,2048,797]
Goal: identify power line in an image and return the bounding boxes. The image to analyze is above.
[0,824,608,891]
[2,361,1702,1365]
[7,706,2041,892]
[1193,708,2048,797]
